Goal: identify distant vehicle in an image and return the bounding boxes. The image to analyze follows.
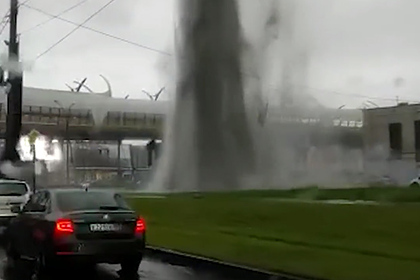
[0,179,31,232]
[380,175,397,185]
[4,188,146,278]
[409,176,420,187]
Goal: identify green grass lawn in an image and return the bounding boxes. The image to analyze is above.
[127,191,420,280]
[124,185,420,203]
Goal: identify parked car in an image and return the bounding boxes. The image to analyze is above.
[0,179,31,233]
[409,176,420,187]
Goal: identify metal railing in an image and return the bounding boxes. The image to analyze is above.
[0,104,165,131]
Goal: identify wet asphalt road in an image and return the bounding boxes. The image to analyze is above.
[0,249,227,280]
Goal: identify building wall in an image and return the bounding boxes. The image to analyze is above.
[363,103,420,183]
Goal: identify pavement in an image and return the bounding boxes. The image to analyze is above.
[0,249,228,280]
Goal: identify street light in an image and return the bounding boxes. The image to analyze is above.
[142,87,165,101]
[54,100,75,184]
[335,104,346,126]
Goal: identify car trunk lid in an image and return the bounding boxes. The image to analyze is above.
[65,210,137,240]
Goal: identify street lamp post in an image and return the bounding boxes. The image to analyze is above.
[28,129,39,192]
[142,87,165,101]
[54,100,75,184]
[336,105,345,126]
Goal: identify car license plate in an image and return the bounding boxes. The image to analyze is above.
[89,223,122,232]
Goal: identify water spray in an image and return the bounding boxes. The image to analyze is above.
[152,0,257,192]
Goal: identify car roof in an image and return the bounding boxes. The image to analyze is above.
[0,179,27,184]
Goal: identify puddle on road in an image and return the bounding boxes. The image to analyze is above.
[101,258,222,280]
[0,245,229,280]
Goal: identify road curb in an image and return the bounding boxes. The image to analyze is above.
[145,246,326,280]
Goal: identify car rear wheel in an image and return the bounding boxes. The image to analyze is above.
[410,182,419,188]
[5,239,19,268]
[119,257,142,278]
[31,253,52,280]
[4,243,43,280]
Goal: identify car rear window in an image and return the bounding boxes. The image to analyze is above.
[56,191,131,212]
[0,183,28,196]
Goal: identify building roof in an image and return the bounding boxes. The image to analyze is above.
[268,106,363,121]
[363,102,415,113]
[0,86,170,115]
[0,86,171,125]
[0,86,362,125]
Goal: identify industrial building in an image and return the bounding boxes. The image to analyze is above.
[363,102,420,183]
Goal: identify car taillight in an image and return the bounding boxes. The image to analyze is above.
[135,217,146,233]
[54,219,74,236]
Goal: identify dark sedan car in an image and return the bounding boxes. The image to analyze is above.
[4,188,146,278]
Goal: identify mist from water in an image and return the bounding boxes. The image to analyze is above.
[150,0,339,192]
[149,0,401,191]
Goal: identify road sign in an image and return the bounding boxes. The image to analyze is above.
[28,129,40,145]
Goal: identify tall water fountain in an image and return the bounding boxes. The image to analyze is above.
[153,0,257,192]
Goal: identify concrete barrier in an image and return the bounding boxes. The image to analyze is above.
[145,246,326,280]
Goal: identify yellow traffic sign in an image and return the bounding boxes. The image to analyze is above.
[27,129,40,145]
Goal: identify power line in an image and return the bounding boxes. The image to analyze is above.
[18,0,32,7]
[282,84,419,103]
[242,71,420,103]
[35,0,116,60]
[0,11,10,36]
[0,0,31,36]
[19,3,418,105]
[302,85,419,103]
[20,0,89,35]
[22,3,172,56]
[0,12,9,24]
[0,19,9,36]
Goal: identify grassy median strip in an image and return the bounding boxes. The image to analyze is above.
[127,191,420,280]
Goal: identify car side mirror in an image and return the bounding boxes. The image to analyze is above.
[10,205,21,214]
[22,204,46,213]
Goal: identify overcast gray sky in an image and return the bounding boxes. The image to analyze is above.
[0,0,419,108]
[0,0,176,100]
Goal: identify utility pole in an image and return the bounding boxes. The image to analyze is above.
[65,117,70,183]
[2,0,22,162]
[54,100,75,184]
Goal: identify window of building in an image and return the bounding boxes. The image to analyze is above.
[414,121,420,162]
[388,122,402,159]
